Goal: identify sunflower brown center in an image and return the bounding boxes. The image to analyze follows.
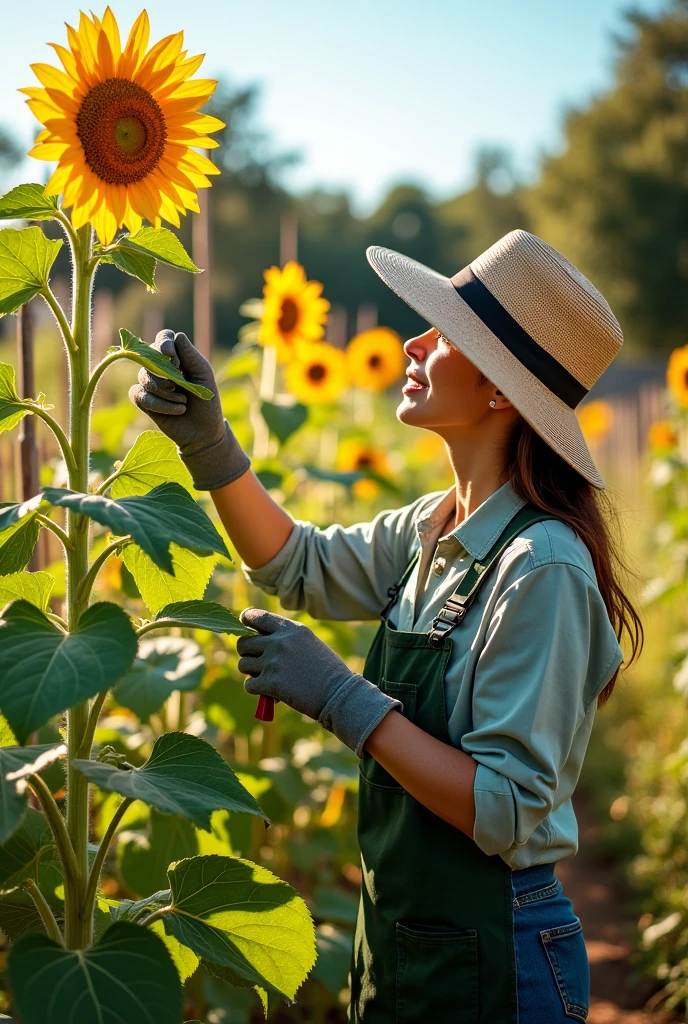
[357,455,373,468]
[279,298,299,334]
[307,363,327,382]
[76,78,167,185]
[368,354,382,369]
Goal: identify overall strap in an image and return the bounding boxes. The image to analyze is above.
[380,547,421,620]
[427,505,559,649]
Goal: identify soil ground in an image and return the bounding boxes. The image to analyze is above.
[558,792,682,1024]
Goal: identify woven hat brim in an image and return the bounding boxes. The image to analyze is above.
[367,246,606,490]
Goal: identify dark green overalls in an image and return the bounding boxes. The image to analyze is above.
[349,504,558,1024]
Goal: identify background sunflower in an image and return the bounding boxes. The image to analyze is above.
[345,327,405,392]
[576,399,614,446]
[284,342,348,405]
[259,261,330,363]
[336,438,391,499]
[24,7,224,244]
[667,344,688,409]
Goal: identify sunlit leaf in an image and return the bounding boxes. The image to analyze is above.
[122,542,217,615]
[111,431,194,498]
[148,600,253,636]
[162,855,316,1001]
[0,363,29,436]
[8,922,183,1024]
[0,808,53,889]
[261,400,308,445]
[73,731,269,830]
[0,600,138,743]
[0,514,40,575]
[0,571,54,613]
[0,227,62,316]
[0,184,59,221]
[121,227,199,273]
[98,246,157,291]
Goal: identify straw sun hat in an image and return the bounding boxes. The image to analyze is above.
[366,229,623,490]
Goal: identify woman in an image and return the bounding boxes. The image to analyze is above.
[130,229,644,1023]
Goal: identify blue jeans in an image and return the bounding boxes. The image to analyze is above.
[511,861,590,1022]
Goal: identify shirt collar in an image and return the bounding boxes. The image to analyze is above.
[413,479,527,560]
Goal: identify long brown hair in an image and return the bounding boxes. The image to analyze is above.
[501,410,644,709]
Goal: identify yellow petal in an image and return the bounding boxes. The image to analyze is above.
[119,9,150,76]
[29,63,77,97]
[45,163,74,196]
[48,42,79,81]
[28,142,71,160]
[102,6,122,63]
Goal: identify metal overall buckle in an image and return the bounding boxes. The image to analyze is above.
[427,598,467,648]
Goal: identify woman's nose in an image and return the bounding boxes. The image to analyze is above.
[403,328,435,359]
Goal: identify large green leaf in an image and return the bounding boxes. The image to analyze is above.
[118,328,212,399]
[122,543,217,615]
[0,808,53,889]
[8,921,183,1024]
[0,744,65,843]
[148,600,254,636]
[260,400,308,445]
[0,600,138,743]
[112,636,205,719]
[111,430,194,498]
[313,923,353,995]
[0,571,54,612]
[98,246,157,292]
[0,888,50,940]
[0,363,29,435]
[162,855,316,1000]
[0,227,62,316]
[121,227,199,273]
[42,482,229,574]
[0,514,40,575]
[120,811,198,898]
[0,184,59,221]
[0,495,45,534]
[73,732,269,830]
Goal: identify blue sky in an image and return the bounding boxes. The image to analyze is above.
[0,0,668,212]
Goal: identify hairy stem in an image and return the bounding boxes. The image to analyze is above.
[41,284,76,354]
[95,466,122,495]
[35,513,74,553]
[80,350,129,410]
[81,797,132,924]
[30,405,78,476]
[75,536,132,607]
[26,775,79,888]
[64,223,96,950]
[55,207,79,253]
[23,878,63,946]
[78,691,108,760]
[139,906,171,929]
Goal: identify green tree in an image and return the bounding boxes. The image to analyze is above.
[525,0,688,356]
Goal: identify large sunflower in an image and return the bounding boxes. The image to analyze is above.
[576,399,614,445]
[285,342,348,405]
[24,7,224,245]
[346,327,405,392]
[259,261,330,363]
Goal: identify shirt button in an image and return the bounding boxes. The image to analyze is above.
[433,556,447,576]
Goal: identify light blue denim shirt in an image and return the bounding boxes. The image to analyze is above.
[241,479,624,869]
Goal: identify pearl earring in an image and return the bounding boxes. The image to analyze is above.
[489,400,496,408]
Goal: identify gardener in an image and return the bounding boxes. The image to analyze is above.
[130,228,642,1024]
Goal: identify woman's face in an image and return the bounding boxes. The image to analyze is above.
[398,326,512,431]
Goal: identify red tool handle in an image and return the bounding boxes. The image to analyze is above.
[255,695,275,721]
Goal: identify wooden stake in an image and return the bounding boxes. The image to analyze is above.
[193,169,213,361]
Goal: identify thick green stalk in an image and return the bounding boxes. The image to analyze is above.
[64,224,96,950]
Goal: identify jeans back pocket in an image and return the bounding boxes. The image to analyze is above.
[540,918,589,1021]
[395,921,478,1023]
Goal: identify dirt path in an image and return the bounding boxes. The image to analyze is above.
[557,792,681,1024]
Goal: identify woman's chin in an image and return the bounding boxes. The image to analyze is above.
[397,398,428,425]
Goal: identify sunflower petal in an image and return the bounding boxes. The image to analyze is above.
[119,9,150,76]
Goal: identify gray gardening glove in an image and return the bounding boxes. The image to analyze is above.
[237,608,402,757]
[128,329,251,491]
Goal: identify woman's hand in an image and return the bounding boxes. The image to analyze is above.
[128,329,250,491]
[237,608,402,757]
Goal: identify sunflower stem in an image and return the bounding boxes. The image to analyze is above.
[64,223,96,950]
[23,878,64,946]
[75,535,132,607]
[81,797,132,926]
[55,207,79,253]
[29,405,78,476]
[35,513,74,553]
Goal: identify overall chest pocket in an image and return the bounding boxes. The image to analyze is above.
[395,922,479,1024]
[360,680,417,792]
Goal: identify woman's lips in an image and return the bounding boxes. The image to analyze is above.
[402,379,428,393]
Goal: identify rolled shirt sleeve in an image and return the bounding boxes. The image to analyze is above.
[240,495,433,621]
[461,562,624,857]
